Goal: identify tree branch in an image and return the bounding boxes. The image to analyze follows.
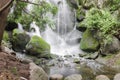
[0,0,13,13]
[18,0,42,6]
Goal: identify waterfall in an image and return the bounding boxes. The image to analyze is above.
[41,0,83,57]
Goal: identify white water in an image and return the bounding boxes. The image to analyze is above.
[40,0,84,56]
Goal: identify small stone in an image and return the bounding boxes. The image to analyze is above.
[73,58,80,64]
[64,74,82,80]
[95,75,110,80]
[114,73,120,80]
[50,74,63,80]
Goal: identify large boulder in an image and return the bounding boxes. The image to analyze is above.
[80,29,100,52]
[29,62,48,80]
[64,74,82,80]
[11,29,30,52]
[26,35,51,58]
[102,36,120,55]
[114,73,120,80]
[95,75,110,80]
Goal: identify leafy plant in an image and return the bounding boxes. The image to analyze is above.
[82,8,120,45]
[7,0,58,30]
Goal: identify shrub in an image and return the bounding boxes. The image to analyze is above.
[82,8,120,45]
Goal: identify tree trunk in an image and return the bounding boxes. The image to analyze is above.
[0,0,11,50]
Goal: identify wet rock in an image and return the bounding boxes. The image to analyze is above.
[95,75,110,80]
[11,29,30,52]
[29,62,48,80]
[67,0,78,9]
[64,55,72,58]
[80,29,100,52]
[114,73,120,80]
[26,35,51,59]
[83,52,99,59]
[64,74,82,80]
[50,74,63,80]
[79,53,87,57]
[73,58,80,64]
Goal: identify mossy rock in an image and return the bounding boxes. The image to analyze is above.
[26,36,51,58]
[11,29,30,52]
[80,29,100,52]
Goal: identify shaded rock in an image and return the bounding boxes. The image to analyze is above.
[95,75,110,80]
[29,62,48,80]
[80,29,100,52]
[5,21,18,31]
[83,52,99,59]
[67,0,78,9]
[11,29,30,52]
[50,74,63,80]
[114,73,120,80]
[26,35,51,58]
[76,23,86,32]
[102,36,120,55]
[64,74,82,80]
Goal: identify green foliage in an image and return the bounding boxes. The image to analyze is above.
[7,0,58,30]
[106,0,120,11]
[82,8,120,44]
[8,1,27,22]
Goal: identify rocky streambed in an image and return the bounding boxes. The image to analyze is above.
[14,50,120,80]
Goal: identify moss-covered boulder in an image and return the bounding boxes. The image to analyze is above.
[11,29,30,52]
[80,29,100,52]
[26,36,51,58]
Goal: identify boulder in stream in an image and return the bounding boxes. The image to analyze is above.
[26,35,51,59]
[11,29,30,52]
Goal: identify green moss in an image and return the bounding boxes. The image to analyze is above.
[80,29,100,52]
[26,36,51,58]
[3,31,9,42]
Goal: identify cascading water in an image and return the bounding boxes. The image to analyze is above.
[41,0,83,57]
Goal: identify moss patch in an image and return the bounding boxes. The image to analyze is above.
[80,29,100,52]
